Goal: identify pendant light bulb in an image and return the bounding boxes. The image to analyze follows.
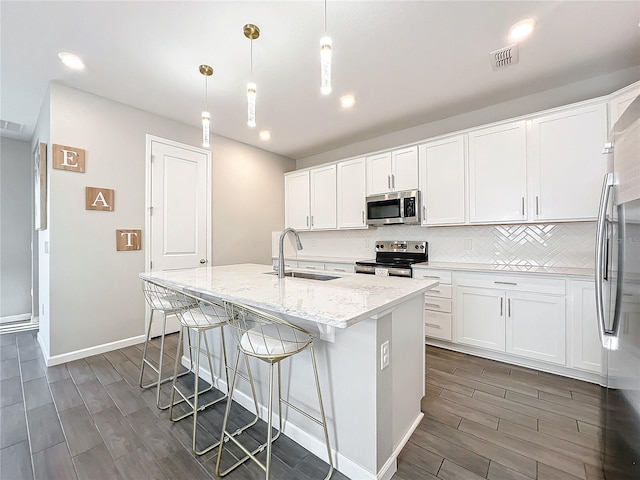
[247,82,257,128]
[320,36,332,95]
[202,111,210,148]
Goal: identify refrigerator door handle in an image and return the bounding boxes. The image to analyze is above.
[595,173,617,349]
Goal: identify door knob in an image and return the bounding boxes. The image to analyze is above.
[200,259,207,264]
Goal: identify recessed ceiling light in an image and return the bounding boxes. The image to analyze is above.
[508,18,536,42]
[259,130,271,141]
[58,52,85,70]
[340,94,355,109]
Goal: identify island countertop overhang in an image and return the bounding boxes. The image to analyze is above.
[139,263,438,328]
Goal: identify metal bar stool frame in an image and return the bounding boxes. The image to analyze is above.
[166,288,261,456]
[215,301,334,480]
[140,279,202,410]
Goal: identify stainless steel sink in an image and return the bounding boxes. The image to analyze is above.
[266,271,339,281]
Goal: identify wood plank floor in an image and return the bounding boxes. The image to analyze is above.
[0,330,345,480]
[392,346,605,480]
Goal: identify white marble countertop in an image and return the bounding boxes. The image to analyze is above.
[412,261,595,279]
[140,263,438,328]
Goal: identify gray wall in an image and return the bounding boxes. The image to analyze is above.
[42,83,294,359]
[0,137,32,319]
[297,67,640,168]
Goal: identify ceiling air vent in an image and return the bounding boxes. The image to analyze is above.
[490,44,519,71]
[0,119,24,134]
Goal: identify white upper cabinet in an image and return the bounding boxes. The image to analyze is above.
[391,146,419,192]
[310,164,337,230]
[419,135,465,225]
[609,82,640,128]
[468,121,527,223]
[366,146,418,195]
[284,170,311,230]
[337,158,367,228]
[529,103,607,221]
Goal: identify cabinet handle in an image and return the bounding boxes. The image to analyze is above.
[388,175,391,189]
[333,268,346,272]
[425,303,441,309]
[426,323,442,329]
[500,297,503,316]
[311,215,314,226]
[521,197,525,216]
[508,298,511,317]
[392,174,395,189]
[362,211,365,223]
[431,289,441,294]
[494,281,517,286]
[423,205,426,222]
[306,216,309,227]
[536,196,539,216]
[307,266,317,269]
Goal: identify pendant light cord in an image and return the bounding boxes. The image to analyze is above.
[250,39,253,79]
[324,0,327,32]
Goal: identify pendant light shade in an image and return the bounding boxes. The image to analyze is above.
[320,0,332,95]
[247,81,257,128]
[201,111,210,147]
[320,36,332,95]
[244,24,260,128]
[199,64,213,148]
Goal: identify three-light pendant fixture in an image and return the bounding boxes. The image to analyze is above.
[198,2,335,145]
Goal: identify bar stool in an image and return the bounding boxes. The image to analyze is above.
[166,288,261,456]
[216,302,334,480]
[140,279,198,409]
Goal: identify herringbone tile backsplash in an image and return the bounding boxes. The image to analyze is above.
[282,223,596,268]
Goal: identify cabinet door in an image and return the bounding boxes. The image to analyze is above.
[419,136,465,225]
[310,164,337,230]
[391,146,419,192]
[468,121,527,223]
[284,170,310,230]
[456,286,505,352]
[506,292,566,365]
[337,158,366,228]
[366,152,392,195]
[570,280,602,373]
[530,103,607,221]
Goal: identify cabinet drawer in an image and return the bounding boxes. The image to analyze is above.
[456,272,565,295]
[425,311,452,341]
[424,296,452,313]
[297,261,325,271]
[325,262,355,273]
[413,269,452,285]
[425,284,452,299]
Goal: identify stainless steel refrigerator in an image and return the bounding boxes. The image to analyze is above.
[595,95,640,479]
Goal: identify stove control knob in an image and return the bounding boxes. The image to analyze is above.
[378,244,383,249]
[420,245,425,249]
[415,245,419,249]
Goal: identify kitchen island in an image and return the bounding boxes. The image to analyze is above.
[140,263,438,480]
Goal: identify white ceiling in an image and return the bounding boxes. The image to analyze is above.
[1,1,639,159]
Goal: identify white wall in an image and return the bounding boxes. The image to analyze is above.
[43,83,294,360]
[0,137,32,319]
[297,67,640,168]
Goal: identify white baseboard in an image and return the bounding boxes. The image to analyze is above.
[37,331,50,361]
[0,313,32,324]
[43,334,146,366]
[183,355,410,480]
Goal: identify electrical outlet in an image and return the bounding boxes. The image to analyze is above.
[464,238,473,251]
[380,340,390,370]
[44,241,49,254]
[41,304,45,315]
[364,239,370,248]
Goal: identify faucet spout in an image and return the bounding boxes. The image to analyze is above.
[278,228,303,278]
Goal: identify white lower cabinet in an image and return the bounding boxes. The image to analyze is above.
[457,287,505,351]
[413,268,453,341]
[455,273,566,365]
[506,291,565,365]
[569,280,602,373]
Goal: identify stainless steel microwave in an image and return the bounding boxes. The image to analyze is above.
[366,190,421,226]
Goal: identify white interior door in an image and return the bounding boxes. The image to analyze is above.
[146,136,211,336]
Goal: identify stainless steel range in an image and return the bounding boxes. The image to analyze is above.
[355,240,428,278]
